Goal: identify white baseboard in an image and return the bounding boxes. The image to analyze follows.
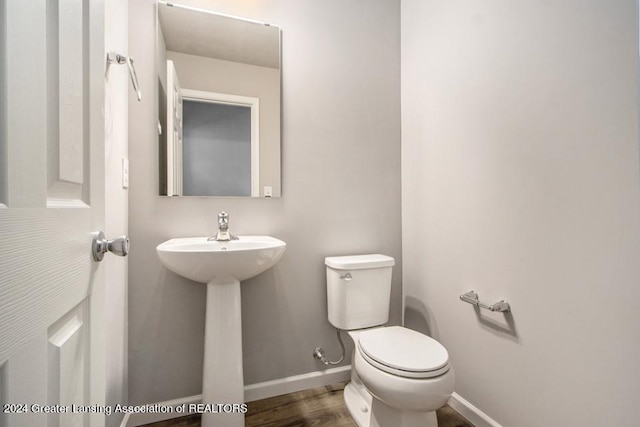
[120,394,201,427]
[245,364,351,402]
[121,365,352,427]
[447,392,502,427]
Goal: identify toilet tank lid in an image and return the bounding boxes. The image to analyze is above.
[325,254,395,270]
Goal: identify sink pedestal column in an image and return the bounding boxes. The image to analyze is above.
[202,278,244,427]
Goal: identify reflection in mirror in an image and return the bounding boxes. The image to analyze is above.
[157,2,281,197]
[0,0,5,205]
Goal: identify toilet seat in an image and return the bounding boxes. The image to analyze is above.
[357,326,450,379]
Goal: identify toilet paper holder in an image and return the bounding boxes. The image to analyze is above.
[460,290,511,313]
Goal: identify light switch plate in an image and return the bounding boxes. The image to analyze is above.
[122,158,129,189]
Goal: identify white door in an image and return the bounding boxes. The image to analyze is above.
[0,1,108,426]
[166,60,183,196]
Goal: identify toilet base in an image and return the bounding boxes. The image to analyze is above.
[344,381,372,427]
[344,381,438,427]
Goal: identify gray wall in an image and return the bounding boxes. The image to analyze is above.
[402,0,640,425]
[128,0,401,405]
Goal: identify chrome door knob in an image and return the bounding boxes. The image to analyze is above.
[92,231,130,262]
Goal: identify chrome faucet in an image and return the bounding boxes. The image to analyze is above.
[208,211,238,241]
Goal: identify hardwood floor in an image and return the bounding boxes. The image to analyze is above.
[245,382,356,427]
[141,382,473,427]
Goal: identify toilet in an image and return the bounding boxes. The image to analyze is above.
[325,254,454,427]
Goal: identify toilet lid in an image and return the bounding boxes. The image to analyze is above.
[358,326,450,379]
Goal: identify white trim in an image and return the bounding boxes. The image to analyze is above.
[46,198,89,208]
[120,394,201,427]
[121,365,351,427]
[166,60,182,196]
[244,365,351,402]
[181,89,260,197]
[251,99,260,197]
[447,392,502,427]
[158,1,275,27]
[181,89,258,107]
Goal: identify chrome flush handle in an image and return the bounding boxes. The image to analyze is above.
[340,273,352,281]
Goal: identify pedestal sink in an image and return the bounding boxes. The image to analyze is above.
[156,236,286,427]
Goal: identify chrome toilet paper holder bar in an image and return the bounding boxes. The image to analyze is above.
[460,290,511,313]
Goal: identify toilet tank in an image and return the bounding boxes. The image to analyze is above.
[325,254,395,330]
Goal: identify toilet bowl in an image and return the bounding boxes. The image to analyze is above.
[354,327,454,412]
[325,254,454,427]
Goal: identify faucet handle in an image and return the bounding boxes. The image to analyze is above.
[218,211,229,225]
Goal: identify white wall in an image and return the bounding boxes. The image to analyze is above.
[105,0,129,425]
[402,1,640,426]
[129,0,401,405]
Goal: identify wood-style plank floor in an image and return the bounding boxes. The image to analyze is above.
[141,382,473,427]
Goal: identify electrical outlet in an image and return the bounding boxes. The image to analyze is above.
[264,186,273,197]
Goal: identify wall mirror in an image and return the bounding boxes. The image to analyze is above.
[157,1,281,197]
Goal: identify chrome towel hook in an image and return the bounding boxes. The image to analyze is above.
[107,51,142,102]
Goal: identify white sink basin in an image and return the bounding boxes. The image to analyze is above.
[155,235,286,427]
[156,235,286,283]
